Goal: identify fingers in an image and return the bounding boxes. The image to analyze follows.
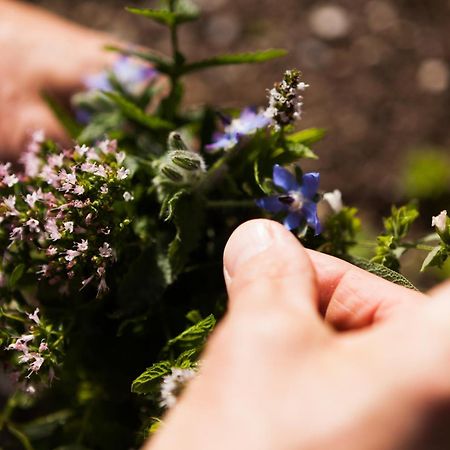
[223,219,324,328]
[307,250,427,330]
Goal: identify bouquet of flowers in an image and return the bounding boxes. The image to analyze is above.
[1,1,449,448]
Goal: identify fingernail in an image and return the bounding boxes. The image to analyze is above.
[224,221,274,279]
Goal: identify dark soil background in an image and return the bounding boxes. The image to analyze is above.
[29,1,450,227]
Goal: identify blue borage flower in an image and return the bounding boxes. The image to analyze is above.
[256,164,322,234]
[206,107,270,152]
[84,56,157,94]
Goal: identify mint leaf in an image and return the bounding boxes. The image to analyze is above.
[182,49,287,74]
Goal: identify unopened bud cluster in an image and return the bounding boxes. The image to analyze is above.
[155,133,206,186]
[265,69,309,130]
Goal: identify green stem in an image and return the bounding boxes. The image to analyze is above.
[7,422,34,450]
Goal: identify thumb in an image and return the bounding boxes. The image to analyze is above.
[223,219,324,328]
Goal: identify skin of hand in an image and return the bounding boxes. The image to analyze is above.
[145,219,450,450]
[0,0,116,160]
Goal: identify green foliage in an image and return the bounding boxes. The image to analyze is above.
[126,3,199,27]
[322,207,361,257]
[181,49,288,74]
[348,256,417,290]
[372,204,419,271]
[104,92,174,131]
[164,314,216,353]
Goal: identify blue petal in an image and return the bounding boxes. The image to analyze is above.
[273,165,299,192]
[205,133,238,152]
[301,172,320,199]
[302,202,322,235]
[283,212,301,230]
[255,196,286,214]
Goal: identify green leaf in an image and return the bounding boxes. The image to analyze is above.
[8,264,25,290]
[274,142,317,165]
[165,314,216,352]
[21,410,72,441]
[286,128,326,146]
[346,256,418,290]
[126,4,199,27]
[43,93,82,139]
[421,245,448,271]
[131,360,172,394]
[182,49,288,74]
[103,92,173,131]
[105,45,172,74]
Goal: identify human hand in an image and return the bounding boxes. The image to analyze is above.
[0,0,115,160]
[146,218,450,450]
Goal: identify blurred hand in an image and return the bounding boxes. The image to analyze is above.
[146,219,450,450]
[0,0,115,160]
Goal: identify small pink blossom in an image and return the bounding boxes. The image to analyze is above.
[46,246,58,256]
[10,226,24,241]
[26,218,40,233]
[3,173,19,187]
[65,249,80,262]
[45,218,61,241]
[100,184,109,194]
[28,308,40,324]
[38,341,48,353]
[117,167,129,180]
[76,239,89,252]
[99,242,113,258]
[63,221,74,233]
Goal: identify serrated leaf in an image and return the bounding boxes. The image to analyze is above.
[347,256,418,290]
[131,361,172,394]
[165,314,216,352]
[286,128,326,146]
[103,92,173,130]
[8,264,25,290]
[182,49,287,74]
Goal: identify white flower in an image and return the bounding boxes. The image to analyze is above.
[28,308,40,324]
[3,174,19,187]
[46,246,58,256]
[26,218,40,233]
[432,210,448,233]
[117,167,130,180]
[160,368,196,409]
[323,189,343,213]
[45,218,61,241]
[63,221,74,233]
[65,249,80,262]
[76,239,89,252]
[123,191,134,202]
[10,226,24,241]
[99,242,113,258]
[25,189,43,208]
[73,185,85,195]
[116,151,126,164]
[100,184,109,194]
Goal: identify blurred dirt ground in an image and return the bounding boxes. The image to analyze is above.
[29,0,450,217]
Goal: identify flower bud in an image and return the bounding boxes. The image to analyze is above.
[160,165,184,182]
[432,210,448,233]
[169,150,205,172]
[168,132,189,151]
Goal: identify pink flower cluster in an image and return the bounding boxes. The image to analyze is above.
[0,133,132,296]
[6,308,47,378]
